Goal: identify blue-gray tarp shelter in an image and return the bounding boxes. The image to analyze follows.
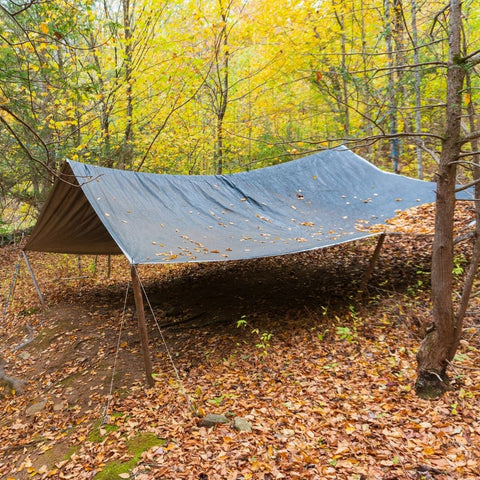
[23,146,439,385]
[24,147,437,263]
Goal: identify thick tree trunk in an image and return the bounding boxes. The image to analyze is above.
[415,158,457,398]
[452,71,480,359]
[415,0,465,399]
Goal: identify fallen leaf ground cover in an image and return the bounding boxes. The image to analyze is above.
[0,227,479,479]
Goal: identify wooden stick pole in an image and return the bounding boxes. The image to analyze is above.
[357,233,386,297]
[130,264,154,387]
[21,251,45,307]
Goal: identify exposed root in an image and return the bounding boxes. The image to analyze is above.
[0,356,25,395]
[414,370,451,399]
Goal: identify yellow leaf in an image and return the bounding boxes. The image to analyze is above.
[345,424,356,434]
[40,22,49,34]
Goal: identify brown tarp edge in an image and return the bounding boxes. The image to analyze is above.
[24,162,122,256]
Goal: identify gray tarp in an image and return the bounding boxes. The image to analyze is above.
[25,147,438,264]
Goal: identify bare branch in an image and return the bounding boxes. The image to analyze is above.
[318,38,445,58]
[459,150,480,158]
[455,177,480,193]
[460,130,480,145]
[414,140,441,164]
[3,0,38,16]
[348,60,447,77]
[0,106,52,170]
[463,49,480,66]
[428,3,450,37]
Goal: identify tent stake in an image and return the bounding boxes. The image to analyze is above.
[357,233,386,297]
[21,251,45,307]
[130,265,154,387]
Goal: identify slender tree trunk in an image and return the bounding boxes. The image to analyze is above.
[333,0,349,138]
[385,0,399,173]
[410,0,423,179]
[89,32,112,166]
[121,0,134,169]
[215,110,226,175]
[415,0,465,398]
[213,0,229,175]
[339,14,349,138]
[359,0,372,154]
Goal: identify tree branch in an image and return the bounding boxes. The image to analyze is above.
[2,0,37,16]
[463,49,480,66]
[460,130,480,145]
[459,150,480,158]
[455,177,480,193]
[0,109,52,172]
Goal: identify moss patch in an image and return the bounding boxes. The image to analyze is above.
[94,432,166,479]
[126,432,165,455]
[88,419,120,443]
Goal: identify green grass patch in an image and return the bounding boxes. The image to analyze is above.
[88,419,120,443]
[64,444,81,460]
[93,432,166,480]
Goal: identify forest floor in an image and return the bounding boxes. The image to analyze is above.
[0,221,479,479]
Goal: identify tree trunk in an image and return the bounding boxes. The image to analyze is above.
[415,0,465,399]
[452,68,480,359]
[359,0,372,155]
[215,111,226,175]
[213,1,229,175]
[89,31,112,166]
[384,0,399,173]
[333,0,350,138]
[410,0,423,179]
[120,0,134,169]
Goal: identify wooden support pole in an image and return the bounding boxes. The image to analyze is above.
[130,264,154,387]
[21,251,45,307]
[357,233,386,297]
